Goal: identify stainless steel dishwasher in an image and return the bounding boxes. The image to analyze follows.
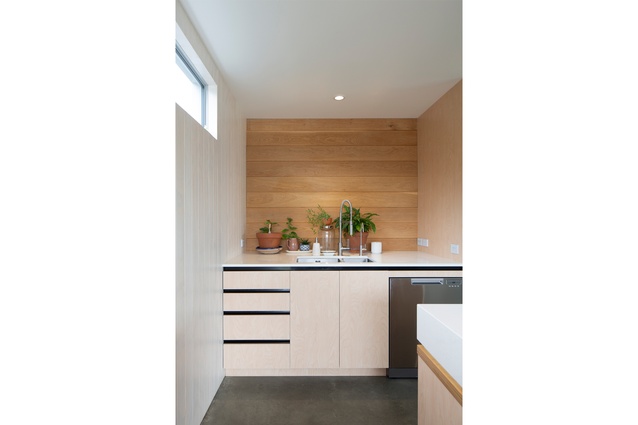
[387,276,462,378]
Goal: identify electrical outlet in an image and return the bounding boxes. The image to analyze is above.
[417,238,429,247]
[450,244,459,255]
[240,238,245,248]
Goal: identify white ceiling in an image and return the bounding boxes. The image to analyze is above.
[179,0,462,119]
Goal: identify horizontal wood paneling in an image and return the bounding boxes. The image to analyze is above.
[246,207,417,225]
[247,177,418,193]
[247,222,416,240]
[248,131,416,146]
[247,119,418,251]
[248,118,417,132]
[248,161,417,177]
[247,192,417,208]
[247,145,417,162]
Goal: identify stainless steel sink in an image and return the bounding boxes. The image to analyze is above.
[296,256,339,263]
[296,256,374,263]
[338,256,374,263]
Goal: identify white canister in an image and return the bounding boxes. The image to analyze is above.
[371,242,382,254]
[312,242,321,256]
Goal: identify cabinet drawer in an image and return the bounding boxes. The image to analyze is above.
[223,293,290,312]
[224,343,290,369]
[224,315,290,340]
[224,271,290,290]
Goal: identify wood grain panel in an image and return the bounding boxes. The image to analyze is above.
[247,176,418,193]
[247,200,418,245]
[246,119,419,252]
[247,161,417,177]
[223,293,290,312]
[418,347,462,425]
[247,221,415,240]
[223,344,290,369]
[418,344,462,405]
[247,192,417,208]
[223,271,290,289]
[224,315,290,340]
[175,21,247,423]
[246,207,417,225]
[247,131,416,146]
[247,145,417,162]
[340,271,391,368]
[290,271,340,369]
[248,118,417,132]
[418,82,462,261]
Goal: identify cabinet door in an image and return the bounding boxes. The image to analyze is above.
[340,271,390,368]
[223,271,290,290]
[224,315,290,340]
[223,293,290,312]
[290,270,340,368]
[224,344,290,369]
[418,354,462,425]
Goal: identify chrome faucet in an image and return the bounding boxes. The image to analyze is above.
[338,199,353,256]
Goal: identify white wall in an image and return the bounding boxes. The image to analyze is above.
[175,3,246,425]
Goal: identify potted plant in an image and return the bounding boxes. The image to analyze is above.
[256,219,282,249]
[281,217,299,251]
[306,205,333,236]
[334,205,378,252]
[307,205,337,251]
[298,238,311,251]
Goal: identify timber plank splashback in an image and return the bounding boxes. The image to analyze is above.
[246,119,418,251]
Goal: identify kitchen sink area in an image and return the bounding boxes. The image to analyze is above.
[296,256,375,263]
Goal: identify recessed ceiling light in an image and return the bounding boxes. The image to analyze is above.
[334,95,345,101]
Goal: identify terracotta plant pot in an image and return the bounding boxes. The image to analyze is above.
[346,232,369,252]
[286,238,299,251]
[256,232,282,249]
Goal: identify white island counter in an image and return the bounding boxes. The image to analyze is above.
[417,304,462,386]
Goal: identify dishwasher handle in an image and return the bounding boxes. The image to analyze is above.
[410,278,445,285]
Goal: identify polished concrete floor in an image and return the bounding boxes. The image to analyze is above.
[201,376,417,425]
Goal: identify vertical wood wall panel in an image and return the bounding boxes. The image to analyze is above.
[417,81,462,261]
[176,3,246,425]
[246,119,418,251]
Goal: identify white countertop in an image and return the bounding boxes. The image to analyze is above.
[224,250,462,268]
[417,304,463,386]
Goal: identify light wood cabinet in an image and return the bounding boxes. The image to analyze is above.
[339,270,391,368]
[222,271,291,369]
[224,315,290,340]
[290,270,340,368]
[224,343,290,369]
[418,345,462,425]
[223,292,289,311]
[223,268,452,375]
[223,271,290,290]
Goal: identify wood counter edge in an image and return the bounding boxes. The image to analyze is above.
[417,344,462,406]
